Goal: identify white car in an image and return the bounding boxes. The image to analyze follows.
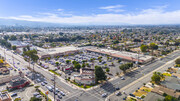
[101,93,107,97]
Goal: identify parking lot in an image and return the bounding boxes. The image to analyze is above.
[39,51,130,80]
[26,72,68,100]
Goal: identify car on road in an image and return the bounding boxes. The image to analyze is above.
[41,82,45,86]
[101,93,107,98]
[51,78,54,81]
[35,95,41,98]
[11,93,17,97]
[115,87,120,90]
[129,93,135,97]
[115,92,121,96]
[54,91,58,95]
[43,81,48,84]
[55,88,60,92]
[47,86,53,92]
[33,92,39,96]
[123,97,127,100]
[37,79,41,82]
[121,77,125,80]
[60,91,65,96]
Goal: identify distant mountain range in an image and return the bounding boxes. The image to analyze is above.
[0,18,179,27]
[0,18,68,27]
[0,18,131,27]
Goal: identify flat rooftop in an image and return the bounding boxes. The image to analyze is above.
[8,41,30,47]
[86,48,153,63]
[38,46,80,56]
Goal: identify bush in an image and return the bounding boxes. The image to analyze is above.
[141,95,145,99]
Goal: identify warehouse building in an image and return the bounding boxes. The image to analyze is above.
[86,47,153,64]
[37,46,81,59]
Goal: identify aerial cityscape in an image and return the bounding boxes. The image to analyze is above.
[0,0,180,101]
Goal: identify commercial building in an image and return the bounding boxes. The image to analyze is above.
[37,46,81,59]
[0,92,11,101]
[86,47,153,64]
[8,41,31,48]
[7,77,30,90]
[74,68,95,85]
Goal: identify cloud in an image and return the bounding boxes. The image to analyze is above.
[1,5,180,25]
[99,5,125,12]
[57,9,64,11]
[99,5,124,10]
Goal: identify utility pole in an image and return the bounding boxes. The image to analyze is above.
[53,73,56,101]
[33,62,35,80]
[12,55,15,67]
[137,51,139,68]
[4,48,6,61]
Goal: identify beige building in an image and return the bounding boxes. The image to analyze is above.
[74,68,95,85]
[38,46,80,59]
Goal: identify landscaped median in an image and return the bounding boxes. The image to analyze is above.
[36,87,52,101]
[67,79,95,89]
[49,70,61,76]
[133,86,152,98]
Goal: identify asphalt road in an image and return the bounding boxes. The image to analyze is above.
[1,46,180,101]
[63,50,180,101]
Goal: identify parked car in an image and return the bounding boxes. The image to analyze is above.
[41,82,45,86]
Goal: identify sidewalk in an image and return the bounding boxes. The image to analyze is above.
[5,57,54,101]
[105,55,180,101]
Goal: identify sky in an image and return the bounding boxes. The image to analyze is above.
[0,0,180,25]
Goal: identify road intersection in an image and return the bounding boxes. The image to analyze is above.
[0,46,180,101]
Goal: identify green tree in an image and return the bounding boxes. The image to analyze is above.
[30,97,42,101]
[95,66,107,84]
[55,62,60,67]
[66,60,71,64]
[47,57,51,61]
[149,43,158,50]
[175,58,180,64]
[149,43,158,55]
[74,63,81,70]
[12,46,17,50]
[106,68,110,73]
[164,95,178,101]
[72,60,78,65]
[9,35,17,41]
[23,47,27,52]
[140,45,148,52]
[113,40,119,44]
[86,63,90,67]
[82,63,86,68]
[151,72,164,84]
[119,63,133,73]
[27,45,30,51]
[14,98,21,101]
